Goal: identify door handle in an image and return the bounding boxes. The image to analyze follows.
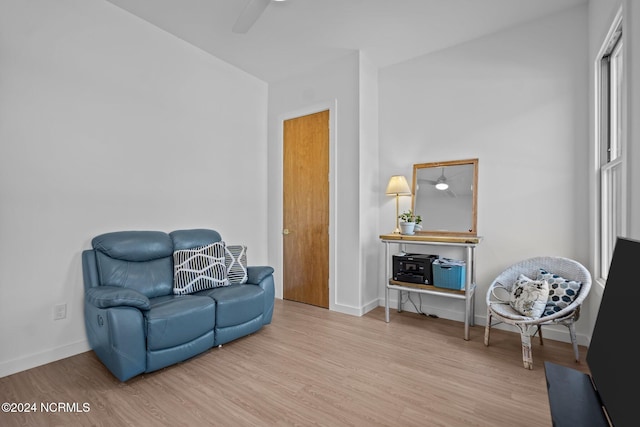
[283,229,291,235]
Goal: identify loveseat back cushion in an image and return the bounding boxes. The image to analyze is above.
[170,229,222,251]
[92,231,174,298]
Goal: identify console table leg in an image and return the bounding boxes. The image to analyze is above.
[464,314,470,341]
[385,285,390,323]
[385,241,390,323]
[464,245,472,340]
[470,291,476,327]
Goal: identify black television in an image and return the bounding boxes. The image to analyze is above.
[545,237,639,427]
[586,236,638,426]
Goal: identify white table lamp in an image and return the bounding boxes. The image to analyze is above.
[385,175,412,233]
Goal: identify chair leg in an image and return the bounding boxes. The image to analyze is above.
[568,322,580,362]
[537,325,544,346]
[520,332,533,369]
[484,309,492,346]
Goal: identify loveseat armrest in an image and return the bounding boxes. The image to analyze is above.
[86,286,151,310]
[82,249,100,290]
[246,266,275,325]
[246,266,275,284]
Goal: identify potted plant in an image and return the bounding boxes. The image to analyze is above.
[398,210,421,235]
[414,213,423,232]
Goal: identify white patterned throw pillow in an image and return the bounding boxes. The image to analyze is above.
[225,244,248,284]
[173,242,228,295]
[537,268,582,316]
[509,274,549,318]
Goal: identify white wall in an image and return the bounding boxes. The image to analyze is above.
[359,54,381,312]
[0,0,268,377]
[267,51,381,316]
[378,6,590,343]
[629,1,640,241]
[267,53,366,315]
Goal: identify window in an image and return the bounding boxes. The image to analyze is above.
[597,16,624,280]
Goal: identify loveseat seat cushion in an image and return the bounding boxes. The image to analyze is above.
[145,295,215,351]
[196,284,264,328]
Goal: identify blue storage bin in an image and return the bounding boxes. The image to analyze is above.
[432,258,466,290]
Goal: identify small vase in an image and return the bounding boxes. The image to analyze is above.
[400,222,416,235]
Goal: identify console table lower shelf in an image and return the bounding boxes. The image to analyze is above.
[386,280,476,340]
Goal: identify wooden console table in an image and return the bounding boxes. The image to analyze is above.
[380,233,482,340]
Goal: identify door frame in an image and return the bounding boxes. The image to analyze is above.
[277,100,337,310]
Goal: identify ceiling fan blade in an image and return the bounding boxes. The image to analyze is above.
[232,0,271,34]
[419,179,438,185]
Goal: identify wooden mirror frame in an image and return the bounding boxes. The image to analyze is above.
[411,158,478,236]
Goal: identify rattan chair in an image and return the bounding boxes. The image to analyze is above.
[484,256,592,369]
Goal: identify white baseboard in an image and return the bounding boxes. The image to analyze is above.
[329,297,379,316]
[360,299,380,315]
[379,297,589,347]
[0,340,90,379]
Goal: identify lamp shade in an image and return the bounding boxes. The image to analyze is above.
[385,175,411,196]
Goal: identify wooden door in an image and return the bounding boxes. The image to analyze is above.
[283,110,329,308]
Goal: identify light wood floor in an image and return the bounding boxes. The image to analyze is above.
[0,299,590,427]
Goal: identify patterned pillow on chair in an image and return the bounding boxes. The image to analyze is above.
[537,268,582,316]
[509,274,549,318]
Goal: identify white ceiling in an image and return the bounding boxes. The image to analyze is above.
[105,0,588,83]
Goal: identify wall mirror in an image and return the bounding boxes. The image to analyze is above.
[411,158,478,236]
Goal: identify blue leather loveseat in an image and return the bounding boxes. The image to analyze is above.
[81,228,275,381]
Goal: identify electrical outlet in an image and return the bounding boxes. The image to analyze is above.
[54,303,67,320]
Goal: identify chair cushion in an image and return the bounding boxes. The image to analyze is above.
[145,295,215,350]
[225,245,248,284]
[537,268,582,316]
[489,301,536,320]
[196,284,264,328]
[509,274,549,318]
[173,243,228,295]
